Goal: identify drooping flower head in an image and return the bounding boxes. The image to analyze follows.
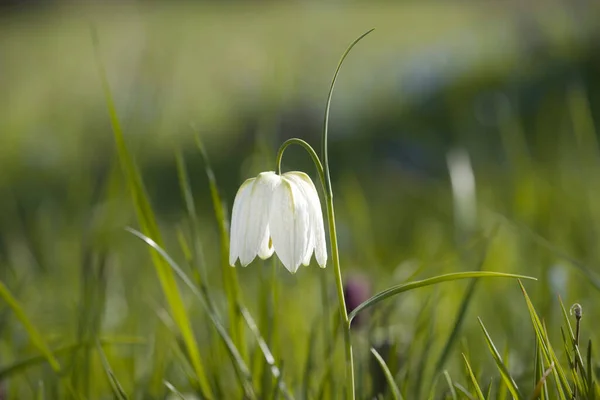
[229,171,327,273]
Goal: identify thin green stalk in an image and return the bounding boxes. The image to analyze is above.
[275,30,374,400]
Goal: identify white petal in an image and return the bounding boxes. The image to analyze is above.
[229,178,255,266]
[285,172,327,268]
[284,172,315,266]
[239,171,280,266]
[269,176,310,273]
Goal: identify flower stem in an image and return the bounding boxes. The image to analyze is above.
[324,193,355,399]
[275,30,374,400]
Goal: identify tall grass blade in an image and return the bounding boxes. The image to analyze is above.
[92,28,212,397]
[0,279,60,372]
[349,272,536,322]
[174,151,207,283]
[443,370,458,400]
[462,354,485,400]
[518,281,570,400]
[477,317,522,399]
[96,340,128,400]
[239,306,293,400]
[370,347,404,400]
[531,362,555,400]
[195,133,246,361]
[164,381,187,400]
[125,227,256,398]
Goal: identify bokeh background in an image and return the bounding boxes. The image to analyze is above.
[2,1,600,399]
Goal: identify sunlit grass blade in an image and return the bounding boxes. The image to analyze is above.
[462,354,485,400]
[477,317,522,400]
[349,272,536,322]
[125,227,256,398]
[370,347,403,400]
[96,340,128,400]
[194,133,246,361]
[91,29,213,397]
[454,382,476,400]
[164,381,187,400]
[0,279,60,372]
[443,370,458,400]
[518,281,570,399]
[531,361,553,400]
[175,151,207,283]
[498,345,510,400]
[239,306,293,400]
[485,379,493,399]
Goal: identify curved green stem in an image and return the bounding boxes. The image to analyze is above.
[276,29,374,400]
[276,138,325,187]
[322,28,374,198]
[321,29,373,400]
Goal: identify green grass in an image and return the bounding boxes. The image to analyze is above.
[2,3,600,400]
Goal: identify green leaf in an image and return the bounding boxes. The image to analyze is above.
[164,381,187,400]
[91,28,213,398]
[239,306,293,400]
[477,317,522,400]
[348,272,537,322]
[531,362,554,400]
[96,340,128,400]
[462,353,485,400]
[195,133,247,361]
[0,279,60,372]
[125,227,256,398]
[518,281,570,400]
[443,371,458,400]
[370,347,404,400]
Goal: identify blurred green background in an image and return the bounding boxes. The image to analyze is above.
[2,1,600,399]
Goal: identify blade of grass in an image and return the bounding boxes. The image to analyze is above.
[370,347,404,400]
[454,383,476,400]
[239,306,293,400]
[498,345,510,400]
[485,379,493,399]
[125,227,256,398]
[195,133,246,361]
[96,340,128,400]
[164,381,187,400]
[174,151,207,283]
[477,317,522,400]
[531,362,555,400]
[518,281,570,400]
[443,371,458,400]
[91,28,212,397]
[0,279,60,372]
[349,272,536,322]
[462,354,485,400]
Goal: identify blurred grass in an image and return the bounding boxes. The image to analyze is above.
[1,1,600,399]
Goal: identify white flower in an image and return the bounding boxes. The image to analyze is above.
[229,171,327,273]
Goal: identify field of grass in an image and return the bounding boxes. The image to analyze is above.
[2,2,600,399]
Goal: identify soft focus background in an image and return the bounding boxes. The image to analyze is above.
[2,1,600,399]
